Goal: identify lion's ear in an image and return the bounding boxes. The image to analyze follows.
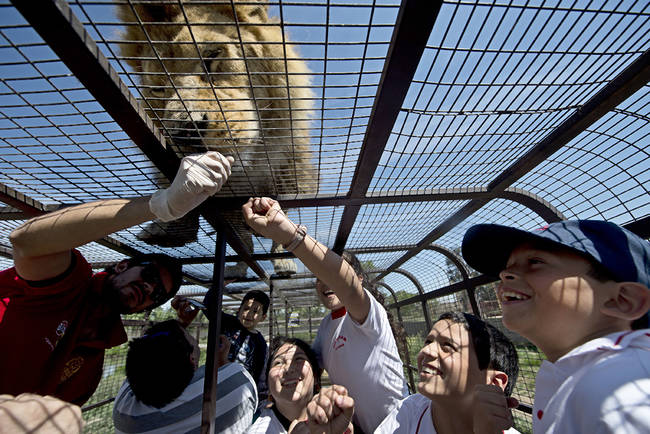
[241,4,269,23]
[219,3,269,23]
[116,3,179,24]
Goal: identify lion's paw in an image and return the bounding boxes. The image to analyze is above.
[224,262,249,280]
[273,257,297,276]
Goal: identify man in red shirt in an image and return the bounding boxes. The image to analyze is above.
[0,152,234,405]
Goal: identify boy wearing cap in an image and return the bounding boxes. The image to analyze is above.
[462,220,650,433]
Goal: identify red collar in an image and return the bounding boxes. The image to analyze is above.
[331,307,346,319]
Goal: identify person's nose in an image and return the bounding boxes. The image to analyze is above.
[499,265,519,282]
[418,342,438,363]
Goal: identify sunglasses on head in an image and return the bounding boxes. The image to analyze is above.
[138,261,168,306]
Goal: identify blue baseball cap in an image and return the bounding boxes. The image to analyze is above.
[462,220,650,289]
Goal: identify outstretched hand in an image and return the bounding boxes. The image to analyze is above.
[472,384,518,434]
[150,152,234,222]
[242,197,298,246]
[171,296,200,327]
[305,385,355,434]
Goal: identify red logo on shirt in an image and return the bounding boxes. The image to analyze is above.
[333,335,347,350]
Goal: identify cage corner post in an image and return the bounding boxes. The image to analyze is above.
[200,231,227,434]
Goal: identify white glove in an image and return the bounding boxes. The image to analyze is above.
[149,152,234,222]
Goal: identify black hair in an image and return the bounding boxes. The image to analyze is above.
[340,250,409,359]
[242,289,270,314]
[266,336,322,398]
[437,312,519,397]
[585,257,649,330]
[125,320,195,408]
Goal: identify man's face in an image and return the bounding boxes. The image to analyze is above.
[497,243,612,356]
[238,298,266,331]
[417,320,488,401]
[107,261,174,314]
[315,279,344,311]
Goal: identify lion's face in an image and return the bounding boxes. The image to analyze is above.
[118,1,316,195]
[133,7,268,157]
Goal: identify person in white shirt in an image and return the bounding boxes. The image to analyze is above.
[248,337,329,434]
[375,312,520,434]
[462,220,650,433]
[243,197,408,433]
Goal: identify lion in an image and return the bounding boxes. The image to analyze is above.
[117,0,316,278]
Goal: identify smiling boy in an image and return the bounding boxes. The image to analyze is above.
[220,289,270,400]
[462,220,650,433]
[375,312,520,434]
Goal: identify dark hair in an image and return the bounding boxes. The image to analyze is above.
[341,251,409,359]
[266,336,322,397]
[242,289,270,314]
[586,257,649,330]
[437,312,519,397]
[125,320,195,408]
[104,254,183,310]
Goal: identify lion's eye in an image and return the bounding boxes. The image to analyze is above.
[149,86,166,97]
[204,48,224,59]
[203,48,225,76]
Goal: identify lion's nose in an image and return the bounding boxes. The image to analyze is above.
[170,117,208,148]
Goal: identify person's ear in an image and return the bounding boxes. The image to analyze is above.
[601,282,650,321]
[261,312,267,322]
[488,370,509,393]
[113,259,130,274]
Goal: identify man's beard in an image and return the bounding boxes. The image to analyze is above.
[102,279,135,315]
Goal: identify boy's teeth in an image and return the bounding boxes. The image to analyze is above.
[502,290,529,301]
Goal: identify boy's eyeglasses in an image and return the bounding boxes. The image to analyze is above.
[138,261,168,305]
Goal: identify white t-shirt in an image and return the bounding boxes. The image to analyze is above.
[247,407,287,434]
[533,329,650,433]
[375,394,520,434]
[113,362,257,434]
[312,289,408,434]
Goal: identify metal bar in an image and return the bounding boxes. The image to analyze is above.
[377,281,415,393]
[374,49,650,282]
[373,199,491,281]
[200,231,226,434]
[11,0,267,282]
[488,49,650,193]
[332,0,444,253]
[1,187,564,223]
[387,274,497,310]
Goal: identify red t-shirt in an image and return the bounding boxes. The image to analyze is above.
[0,250,127,405]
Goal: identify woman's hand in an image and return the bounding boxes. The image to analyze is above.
[305,385,355,434]
[242,197,299,246]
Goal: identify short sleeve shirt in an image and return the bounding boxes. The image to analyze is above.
[533,329,650,433]
[113,362,257,434]
[312,289,408,433]
[375,394,521,434]
[0,250,127,404]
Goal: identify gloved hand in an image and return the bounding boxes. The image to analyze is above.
[149,152,234,222]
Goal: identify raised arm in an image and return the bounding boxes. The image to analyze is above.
[11,152,233,281]
[242,197,370,323]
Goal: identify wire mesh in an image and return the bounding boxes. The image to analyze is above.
[0,0,648,433]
